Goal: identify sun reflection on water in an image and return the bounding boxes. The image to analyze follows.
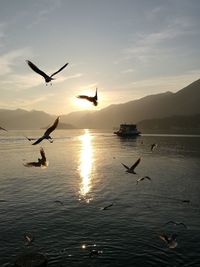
[79,129,93,202]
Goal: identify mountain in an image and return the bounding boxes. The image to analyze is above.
[62,78,200,128]
[0,78,200,130]
[138,114,200,134]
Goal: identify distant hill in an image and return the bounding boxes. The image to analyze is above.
[62,78,200,128]
[138,114,200,134]
[42,122,77,130]
[0,78,200,132]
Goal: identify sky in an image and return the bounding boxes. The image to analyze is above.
[0,0,200,115]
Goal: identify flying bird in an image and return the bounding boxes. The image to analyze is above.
[121,157,141,174]
[164,221,187,229]
[0,126,8,131]
[24,136,37,142]
[24,233,34,246]
[100,203,113,210]
[151,143,157,151]
[159,233,178,249]
[26,60,69,85]
[32,116,59,145]
[23,147,48,168]
[77,88,98,106]
[54,200,64,205]
[136,176,151,185]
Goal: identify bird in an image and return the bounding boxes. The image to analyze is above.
[136,176,151,185]
[0,126,8,131]
[32,116,59,145]
[101,203,113,210]
[181,199,190,203]
[24,233,34,246]
[77,88,98,106]
[164,221,187,229]
[24,136,36,142]
[23,147,48,168]
[121,157,141,174]
[151,143,157,151]
[26,60,69,85]
[159,233,178,249]
[54,200,64,205]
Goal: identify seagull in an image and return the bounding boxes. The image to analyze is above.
[32,116,59,145]
[0,126,8,131]
[24,136,37,142]
[24,233,34,246]
[54,200,64,205]
[23,147,48,168]
[159,233,178,249]
[136,176,151,185]
[77,88,98,106]
[181,199,190,203]
[164,221,187,229]
[151,143,157,151]
[121,157,141,174]
[26,60,69,85]
[101,203,113,210]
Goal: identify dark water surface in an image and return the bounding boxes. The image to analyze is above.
[0,130,200,266]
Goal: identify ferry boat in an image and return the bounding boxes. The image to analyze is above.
[114,124,141,137]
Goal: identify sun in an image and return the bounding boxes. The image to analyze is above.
[73,95,94,109]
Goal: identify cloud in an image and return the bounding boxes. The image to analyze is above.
[27,0,62,28]
[0,48,32,76]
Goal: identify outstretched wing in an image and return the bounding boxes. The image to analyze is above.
[94,88,98,101]
[0,126,8,131]
[44,116,60,136]
[26,60,49,79]
[77,95,91,100]
[50,63,69,77]
[23,161,40,167]
[130,157,141,171]
[159,234,169,243]
[32,136,45,145]
[40,147,46,161]
[121,162,130,170]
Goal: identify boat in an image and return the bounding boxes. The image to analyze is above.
[114,124,141,137]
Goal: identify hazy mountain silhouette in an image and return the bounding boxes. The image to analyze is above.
[0,78,200,131]
[63,78,200,128]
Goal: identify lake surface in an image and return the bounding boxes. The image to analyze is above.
[0,130,200,266]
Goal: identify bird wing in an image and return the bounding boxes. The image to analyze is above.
[94,88,98,101]
[32,136,45,145]
[104,203,113,209]
[44,116,60,136]
[26,60,49,79]
[50,63,69,77]
[23,161,40,167]
[0,126,8,131]
[77,95,91,100]
[130,158,141,171]
[121,162,130,170]
[145,176,151,181]
[40,147,46,161]
[179,223,187,229]
[159,234,169,243]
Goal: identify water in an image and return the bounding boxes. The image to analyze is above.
[0,130,200,266]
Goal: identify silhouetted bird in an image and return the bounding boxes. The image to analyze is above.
[0,126,8,131]
[54,200,64,205]
[159,233,178,249]
[136,176,151,185]
[24,233,34,246]
[24,136,36,142]
[32,117,59,145]
[77,88,98,106]
[26,60,68,85]
[164,221,187,229]
[121,158,141,174]
[23,147,48,168]
[151,143,157,151]
[101,203,113,210]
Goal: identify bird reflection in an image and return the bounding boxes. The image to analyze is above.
[79,129,93,202]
